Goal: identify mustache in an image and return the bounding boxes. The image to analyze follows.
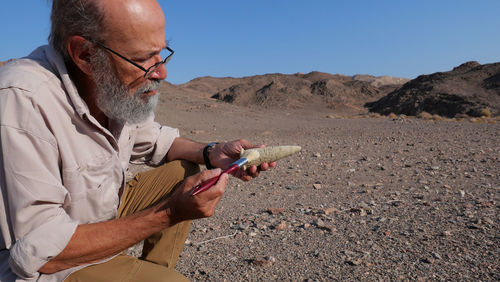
[135,80,162,96]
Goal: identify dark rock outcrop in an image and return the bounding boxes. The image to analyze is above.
[366,61,500,117]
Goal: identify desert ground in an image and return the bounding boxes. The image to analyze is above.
[129,82,500,281]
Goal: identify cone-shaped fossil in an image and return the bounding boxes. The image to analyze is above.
[240,145,301,170]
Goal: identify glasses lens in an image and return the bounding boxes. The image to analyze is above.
[144,49,173,78]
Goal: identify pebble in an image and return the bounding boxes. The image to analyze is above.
[313,153,321,158]
[432,252,442,259]
[323,207,339,215]
[267,208,285,215]
[421,257,435,264]
[345,258,363,266]
[249,256,276,267]
[313,183,322,189]
[313,218,325,228]
[190,129,206,135]
[350,207,367,216]
[285,185,300,190]
[441,230,452,237]
[275,221,287,231]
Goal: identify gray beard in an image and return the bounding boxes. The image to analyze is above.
[89,49,160,124]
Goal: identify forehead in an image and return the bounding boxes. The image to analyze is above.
[100,0,166,53]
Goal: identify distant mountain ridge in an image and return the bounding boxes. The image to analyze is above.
[4,57,497,117]
[174,72,408,109]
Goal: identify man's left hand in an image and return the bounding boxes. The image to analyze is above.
[209,139,276,181]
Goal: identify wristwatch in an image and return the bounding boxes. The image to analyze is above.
[203,142,219,169]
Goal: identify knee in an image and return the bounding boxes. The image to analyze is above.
[166,160,200,181]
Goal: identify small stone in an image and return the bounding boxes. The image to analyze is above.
[421,257,435,264]
[313,219,333,232]
[350,207,367,216]
[313,153,321,158]
[432,252,442,259]
[313,219,325,228]
[483,217,494,225]
[441,230,452,237]
[249,256,275,267]
[285,185,300,190]
[267,208,285,215]
[249,232,258,237]
[323,207,339,215]
[345,258,363,266]
[190,129,206,135]
[313,183,322,189]
[237,223,249,231]
[302,223,311,229]
[443,184,452,190]
[275,221,287,231]
[459,190,465,198]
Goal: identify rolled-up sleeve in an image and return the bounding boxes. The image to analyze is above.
[1,123,79,279]
[130,115,179,165]
[9,212,78,279]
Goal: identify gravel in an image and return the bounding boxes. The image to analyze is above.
[137,86,500,281]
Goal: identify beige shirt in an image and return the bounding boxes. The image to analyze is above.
[0,46,179,281]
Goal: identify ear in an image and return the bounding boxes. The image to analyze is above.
[67,36,94,75]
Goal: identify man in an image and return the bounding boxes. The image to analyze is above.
[0,0,273,281]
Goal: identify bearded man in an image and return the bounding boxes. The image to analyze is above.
[0,0,273,281]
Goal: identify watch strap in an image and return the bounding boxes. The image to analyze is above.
[203,142,219,169]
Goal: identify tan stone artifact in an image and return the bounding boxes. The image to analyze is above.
[240,145,302,170]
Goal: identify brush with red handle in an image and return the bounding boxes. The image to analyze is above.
[191,157,249,196]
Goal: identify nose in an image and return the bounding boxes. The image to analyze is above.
[148,63,167,80]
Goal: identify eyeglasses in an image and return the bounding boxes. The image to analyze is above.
[86,38,174,79]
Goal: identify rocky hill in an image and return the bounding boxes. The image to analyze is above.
[175,72,408,110]
[366,61,500,117]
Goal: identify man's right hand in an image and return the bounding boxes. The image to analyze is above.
[39,168,228,274]
[161,168,228,225]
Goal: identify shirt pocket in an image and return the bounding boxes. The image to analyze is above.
[62,153,121,223]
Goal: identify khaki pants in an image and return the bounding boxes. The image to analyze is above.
[65,160,200,282]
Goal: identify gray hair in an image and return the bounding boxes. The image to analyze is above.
[49,0,106,62]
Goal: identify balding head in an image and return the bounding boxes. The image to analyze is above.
[99,0,166,52]
[50,0,165,62]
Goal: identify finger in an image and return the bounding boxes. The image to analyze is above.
[186,169,222,192]
[206,172,228,200]
[259,162,270,171]
[193,171,228,200]
[198,168,222,183]
[237,139,264,150]
[213,172,228,194]
[244,165,259,179]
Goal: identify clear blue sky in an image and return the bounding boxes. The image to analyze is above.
[1,1,499,84]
